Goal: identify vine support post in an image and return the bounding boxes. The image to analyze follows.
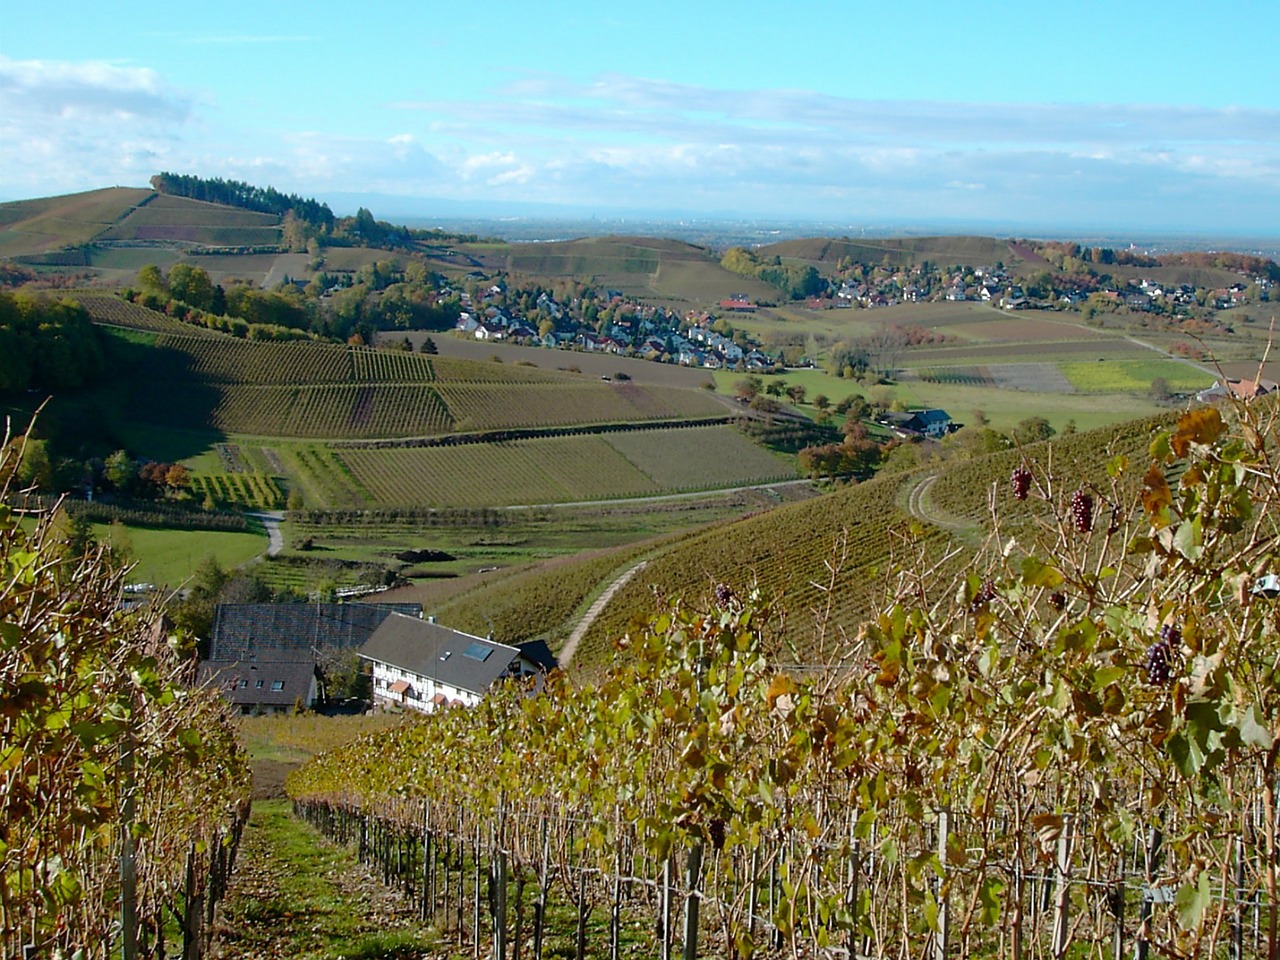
[473,821,483,960]
[609,819,623,960]
[574,851,589,960]
[1231,835,1246,960]
[1051,814,1073,958]
[660,854,673,960]
[930,808,949,960]
[747,846,760,940]
[427,803,437,926]
[533,816,549,960]
[683,841,704,960]
[494,800,508,960]
[119,734,138,960]
[1110,881,1124,960]
[1136,819,1163,960]
[181,842,200,960]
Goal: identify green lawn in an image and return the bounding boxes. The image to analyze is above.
[1059,359,1215,394]
[98,522,266,588]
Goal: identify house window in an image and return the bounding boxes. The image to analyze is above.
[238,679,249,689]
[271,680,284,691]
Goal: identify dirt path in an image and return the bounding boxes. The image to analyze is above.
[212,799,443,959]
[559,561,648,665]
[903,473,976,533]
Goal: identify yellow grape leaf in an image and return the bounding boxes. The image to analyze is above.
[1170,408,1224,458]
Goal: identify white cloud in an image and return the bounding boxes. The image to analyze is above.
[3,61,1277,233]
[0,56,193,195]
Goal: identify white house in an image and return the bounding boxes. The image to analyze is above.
[361,614,556,714]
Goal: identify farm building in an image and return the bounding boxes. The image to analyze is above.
[1196,378,1278,403]
[199,601,421,713]
[878,408,955,439]
[361,613,557,714]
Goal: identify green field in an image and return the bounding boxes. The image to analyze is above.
[1059,358,1216,393]
[99,522,267,588]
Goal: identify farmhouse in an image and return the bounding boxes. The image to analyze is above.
[361,613,557,714]
[1196,378,1278,403]
[878,408,954,439]
[198,601,421,713]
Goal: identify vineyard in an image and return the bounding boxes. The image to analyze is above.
[76,293,224,336]
[0,465,251,958]
[332,426,799,509]
[339,436,657,507]
[925,413,1176,524]
[189,471,285,509]
[427,542,663,647]
[152,334,356,384]
[574,467,958,670]
[436,381,726,432]
[287,401,1280,959]
[604,425,797,490]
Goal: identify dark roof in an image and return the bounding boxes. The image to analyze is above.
[360,614,527,697]
[198,659,319,708]
[209,602,421,662]
[515,639,559,673]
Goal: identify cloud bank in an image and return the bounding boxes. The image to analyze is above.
[2,59,1276,233]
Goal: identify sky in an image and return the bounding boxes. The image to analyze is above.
[2,0,1279,236]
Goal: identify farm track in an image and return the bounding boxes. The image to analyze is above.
[247,510,285,557]
[559,561,649,666]
[903,473,977,534]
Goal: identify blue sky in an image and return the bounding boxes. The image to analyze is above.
[2,0,1278,235]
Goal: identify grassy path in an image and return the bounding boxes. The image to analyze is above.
[212,799,448,960]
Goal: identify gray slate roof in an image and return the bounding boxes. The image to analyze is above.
[360,613,526,697]
[209,602,421,662]
[198,658,318,708]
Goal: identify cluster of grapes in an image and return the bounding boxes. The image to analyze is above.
[970,579,997,612]
[1143,623,1181,685]
[715,583,735,606]
[1070,489,1094,533]
[707,817,727,850]
[1010,466,1033,501]
[1048,591,1066,612]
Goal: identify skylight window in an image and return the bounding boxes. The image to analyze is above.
[463,642,493,662]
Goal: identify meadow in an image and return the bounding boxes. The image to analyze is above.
[97,521,267,588]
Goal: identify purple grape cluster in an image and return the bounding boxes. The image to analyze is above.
[970,579,997,612]
[1070,489,1094,533]
[1011,466,1033,501]
[715,583,735,606]
[1048,591,1066,612]
[1143,623,1180,685]
[1107,506,1122,536]
[707,817,727,850]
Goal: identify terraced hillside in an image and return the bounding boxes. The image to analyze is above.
[0,187,153,257]
[91,312,729,441]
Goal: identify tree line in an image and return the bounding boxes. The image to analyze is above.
[150,171,335,231]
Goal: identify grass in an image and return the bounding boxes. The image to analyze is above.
[239,713,407,763]
[99,522,266,588]
[710,366,1167,434]
[215,799,447,960]
[1058,358,1216,393]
